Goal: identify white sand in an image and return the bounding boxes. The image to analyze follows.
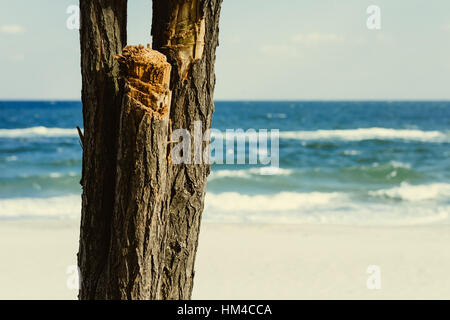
[0,220,449,300]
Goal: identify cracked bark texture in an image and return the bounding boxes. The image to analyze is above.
[78,0,222,300]
[78,0,127,300]
[106,45,172,299]
[152,0,223,300]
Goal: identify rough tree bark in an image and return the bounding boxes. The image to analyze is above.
[78,0,127,300]
[107,46,173,299]
[78,0,222,300]
[152,0,222,300]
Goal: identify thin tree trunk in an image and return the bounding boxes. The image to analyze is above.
[152,0,223,300]
[78,0,222,300]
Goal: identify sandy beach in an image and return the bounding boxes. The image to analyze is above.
[0,220,448,300]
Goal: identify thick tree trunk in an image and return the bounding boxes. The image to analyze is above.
[106,46,173,299]
[78,0,127,300]
[78,0,222,300]
[152,0,223,300]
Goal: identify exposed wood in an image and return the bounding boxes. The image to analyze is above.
[78,0,222,300]
[105,45,172,299]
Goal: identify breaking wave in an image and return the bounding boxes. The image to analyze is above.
[1,127,448,143]
[204,190,450,225]
[1,186,449,226]
[369,182,450,202]
[208,167,294,181]
[279,128,449,142]
[0,195,81,219]
[0,127,79,138]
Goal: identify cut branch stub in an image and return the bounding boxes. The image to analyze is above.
[116,45,172,119]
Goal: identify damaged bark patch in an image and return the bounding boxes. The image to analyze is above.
[116,45,172,119]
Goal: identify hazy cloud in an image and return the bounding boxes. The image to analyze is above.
[224,36,241,45]
[291,33,344,46]
[8,54,25,61]
[0,24,25,35]
[260,44,299,58]
[375,34,395,45]
[259,33,343,59]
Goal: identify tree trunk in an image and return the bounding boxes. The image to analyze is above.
[78,0,222,300]
[106,46,173,299]
[78,0,127,300]
[152,0,223,300]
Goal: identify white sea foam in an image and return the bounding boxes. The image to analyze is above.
[1,126,447,142]
[204,191,450,225]
[208,168,294,181]
[0,126,79,138]
[342,150,361,156]
[0,195,81,219]
[389,161,411,169]
[5,155,18,162]
[1,189,448,226]
[49,172,63,178]
[369,182,450,202]
[266,113,287,119]
[279,127,449,142]
[205,191,344,213]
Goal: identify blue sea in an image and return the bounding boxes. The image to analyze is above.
[0,101,449,225]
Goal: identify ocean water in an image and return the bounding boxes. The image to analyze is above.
[0,101,449,225]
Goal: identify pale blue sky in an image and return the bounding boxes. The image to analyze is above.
[1,0,450,100]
